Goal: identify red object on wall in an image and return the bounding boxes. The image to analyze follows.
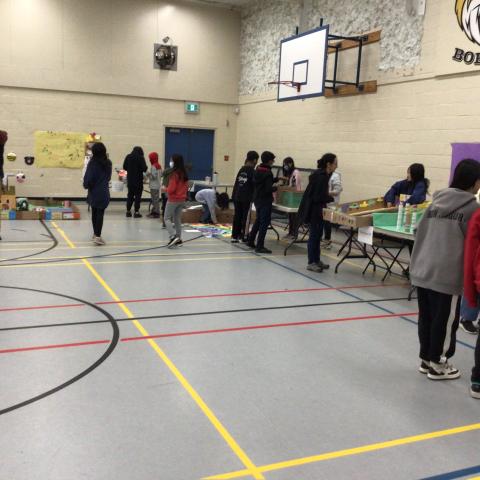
[224,155,229,162]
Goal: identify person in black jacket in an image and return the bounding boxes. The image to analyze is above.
[247,151,278,254]
[0,130,7,183]
[231,150,259,243]
[298,153,337,272]
[83,143,112,245]
[123,146,147,218]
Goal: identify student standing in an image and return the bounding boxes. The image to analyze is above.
[410,159,480,380]
[281,157,303,238]
[123,146,147,218]
[463,208,480,398]
[83,142,112,245]
[161,162,174,227]
[247,151,278,254]
[321,169,343,250]
[147,152,162,219]
[384,163,429,207]
[231,151,258,242]
[0,130,7,183]
[298,153,336,273]
[165,154,189,247]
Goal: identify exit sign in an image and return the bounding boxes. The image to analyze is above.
[185,102,199,114]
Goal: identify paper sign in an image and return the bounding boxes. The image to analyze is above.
[357,226,374,245]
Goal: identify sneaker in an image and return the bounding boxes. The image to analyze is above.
[133,212,142,218]
[307,263,323,273]
[126,211,132,218]
[427,362,460,380]
[167,236,181,248]
[246,242,256,249]
[255,247,272,254]
[460,321,479,334]
[418,360,430,374]
[94,236,106,245]
[231,238,240,244]
[471,383,480,399]
[147,212,160,218]
[318,260,330,270]
[176,239,183,246]
[322,240,332,250]
[167,236,177,247]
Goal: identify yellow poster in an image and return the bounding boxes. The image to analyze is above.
[34,131,87,169]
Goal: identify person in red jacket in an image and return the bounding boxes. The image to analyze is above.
[164,154,189,247]
[464,208,480,398]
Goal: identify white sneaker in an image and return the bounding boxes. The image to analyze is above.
[94,236,105,245]
[427,361,460,380]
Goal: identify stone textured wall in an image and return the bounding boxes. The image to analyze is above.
[239,0,425,95]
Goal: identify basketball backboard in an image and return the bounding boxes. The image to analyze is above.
[276,25,329,102]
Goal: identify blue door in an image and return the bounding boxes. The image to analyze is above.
[164,127,214,180]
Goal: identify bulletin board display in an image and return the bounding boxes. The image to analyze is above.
[34,131,88,169]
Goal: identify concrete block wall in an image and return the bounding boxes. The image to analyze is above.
[0,87,237,198]
[235,0,480,202]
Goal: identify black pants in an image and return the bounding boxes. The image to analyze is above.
[232,200,250,240]
[248,201,272,248]
[307,219,324,264]
[127,187,143,212]
[473,332,480,383]
[320,221,332,241]
[91,207,105,237]
[417,287,460,364]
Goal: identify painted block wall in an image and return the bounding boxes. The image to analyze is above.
[0,0,240,198]
[1,87,237,198]
[235,0,480,202]
[0,0,241,104]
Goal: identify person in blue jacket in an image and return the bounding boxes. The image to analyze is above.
[83,142,112,245]
[384,163,429,206]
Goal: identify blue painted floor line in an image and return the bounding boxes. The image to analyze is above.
[420,464,480,480]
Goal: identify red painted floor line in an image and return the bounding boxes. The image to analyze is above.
[0,283,408,314]
[0,311,418,355]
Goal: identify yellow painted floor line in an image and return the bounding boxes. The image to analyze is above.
[51,222,264,480]
[0,255,259,269]
[203,423,480,479]
[1,250,253,261]
[0,241,219,252]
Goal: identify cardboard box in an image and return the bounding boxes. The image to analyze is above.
[181,208,202,224]
[1,193,16,210]
[324,208,373,228]
[16,211,41,220]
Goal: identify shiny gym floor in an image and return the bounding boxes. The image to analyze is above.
[1,203,479,480]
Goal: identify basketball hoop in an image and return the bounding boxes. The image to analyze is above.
[268,80,302,92]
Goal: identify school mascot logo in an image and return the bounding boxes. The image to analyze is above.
[456,0,480,45]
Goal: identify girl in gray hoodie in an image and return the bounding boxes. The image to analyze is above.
[410,159,480,380]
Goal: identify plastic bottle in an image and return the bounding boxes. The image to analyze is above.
[212,172,218,185]
[396,202,404,229]
[410,205,418,233]
[403,203,411,230]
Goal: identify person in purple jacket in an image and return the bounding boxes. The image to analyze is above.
[384,163,429,207]
[83,143,112,245]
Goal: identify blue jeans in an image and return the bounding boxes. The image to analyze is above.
[249,201,272,248]
[460,296,479,322]
[307,220,323,264]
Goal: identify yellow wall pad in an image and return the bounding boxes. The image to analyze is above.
[51,223,264,480]
[203,423,480,479]
[0,256,259,269]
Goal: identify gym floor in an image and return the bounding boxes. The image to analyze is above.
[0,203,479,480]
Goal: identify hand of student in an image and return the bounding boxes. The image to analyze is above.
[387,202,393,208]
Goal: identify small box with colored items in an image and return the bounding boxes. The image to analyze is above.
[1,186,16,212]
[1,198,81,220]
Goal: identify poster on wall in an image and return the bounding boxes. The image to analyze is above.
[451,143,480,182]
[34,131,87,169]
[436,0,480,76]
